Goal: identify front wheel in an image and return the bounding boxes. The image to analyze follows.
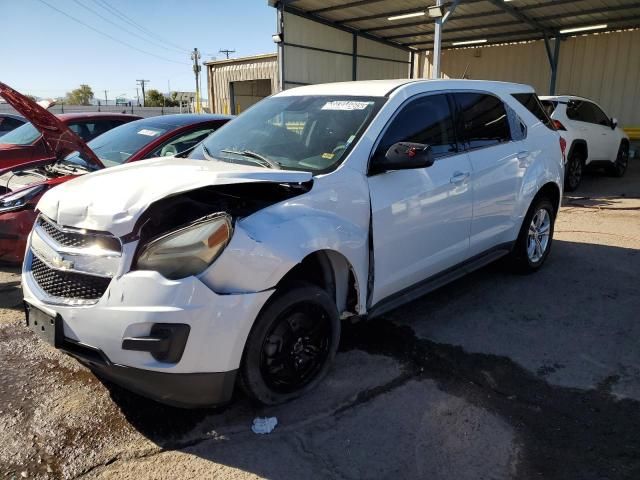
[507,197,556,273]
[239,284,340,405]
[608,143,629,178]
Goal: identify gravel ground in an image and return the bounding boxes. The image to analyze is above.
[1,159,639,480]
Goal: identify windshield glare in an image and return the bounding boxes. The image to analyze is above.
[63,121,168,169]
[0,122,40,146]
[190,95,384,172]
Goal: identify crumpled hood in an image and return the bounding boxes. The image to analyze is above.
[37,157,313,237]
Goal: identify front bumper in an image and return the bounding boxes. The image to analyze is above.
[23,267,274,407]
[0,208,36,264]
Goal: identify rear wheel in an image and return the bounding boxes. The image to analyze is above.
[564,153,584,192]
[608,143,629,178]
[507,197,556,273]
[239,283,340,405]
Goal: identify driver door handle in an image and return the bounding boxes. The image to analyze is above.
[450,171,470,184]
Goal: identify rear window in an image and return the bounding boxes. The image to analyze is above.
[512,93,555,130]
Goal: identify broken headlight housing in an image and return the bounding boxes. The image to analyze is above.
[0,184,46,213]
[136,213,232,280]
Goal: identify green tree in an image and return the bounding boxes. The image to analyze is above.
[145,89,178,107]
[65,84,94,105]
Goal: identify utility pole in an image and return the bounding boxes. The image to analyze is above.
[104,90,108,105]
[219,49,235,59]
[191,48,202,113]
[136,87,139,106]
[136,79,150,107]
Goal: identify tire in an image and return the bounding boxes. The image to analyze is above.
[608,142,629,178]
[564,153,584,192]
[239,283,340,405]
[507,197,556,273]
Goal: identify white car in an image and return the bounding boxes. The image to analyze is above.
[540,95,630,191]
[22,79,564,407]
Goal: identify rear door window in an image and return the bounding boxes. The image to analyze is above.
[455,93,511,149]
[512,93,555,130]
[586,102,611,127]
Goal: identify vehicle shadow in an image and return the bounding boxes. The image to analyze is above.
[100,238,640,480]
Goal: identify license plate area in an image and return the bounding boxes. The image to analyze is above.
[25,303,62,347]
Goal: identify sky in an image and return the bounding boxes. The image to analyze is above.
[2,0,276,100]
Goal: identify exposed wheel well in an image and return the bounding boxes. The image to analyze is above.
[536,182,561,214]
[276,250,359,317]
[569,140,588,162]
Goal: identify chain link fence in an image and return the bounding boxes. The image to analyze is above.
[0,103,201,118]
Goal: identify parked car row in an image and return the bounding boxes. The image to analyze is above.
[0,82,231,264]
[0,78,628,408]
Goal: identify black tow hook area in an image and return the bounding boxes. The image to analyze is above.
[122,324,190,363]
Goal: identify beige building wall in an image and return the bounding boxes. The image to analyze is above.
[206,54,278,114]
[424,29,640,126]
[283,11,410,87]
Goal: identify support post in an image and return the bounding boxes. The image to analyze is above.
[277,2,285,91]
[432,1,443,78]
[409,51,414,78]
[352,33,357,81]
[549,36,561,95]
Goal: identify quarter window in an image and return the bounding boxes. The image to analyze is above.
[375,94,457,162]
[511,93,555,130]
[456,93,511,149]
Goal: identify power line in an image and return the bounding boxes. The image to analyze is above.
[35,0,189,65]
[70,0,188,55]
[91,0,192,54]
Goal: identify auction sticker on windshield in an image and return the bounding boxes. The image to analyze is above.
[137,128,162,137]
[321,101,373,111]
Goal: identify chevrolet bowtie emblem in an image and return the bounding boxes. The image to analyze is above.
[51,255,74,270]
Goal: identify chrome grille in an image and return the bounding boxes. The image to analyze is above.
[27,216,121,304]
[37,217,121,253]
[31,256,110,300]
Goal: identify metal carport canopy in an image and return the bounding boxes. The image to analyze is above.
[277,0,640,92]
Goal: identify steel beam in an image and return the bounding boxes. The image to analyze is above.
[484,0,553,34]
[310,0,385,15]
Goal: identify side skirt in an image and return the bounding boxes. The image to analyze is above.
[367,242,514,319]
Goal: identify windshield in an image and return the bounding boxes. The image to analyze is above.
[0,121,40,146]
[190,95,385,173]
[63,120,168,169]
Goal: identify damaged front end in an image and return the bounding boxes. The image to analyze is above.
[20,170,315,406]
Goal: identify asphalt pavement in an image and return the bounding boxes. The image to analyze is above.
[1,159,639,479]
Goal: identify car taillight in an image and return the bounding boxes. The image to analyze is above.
[552,119,566,131]
[559,137,567,163]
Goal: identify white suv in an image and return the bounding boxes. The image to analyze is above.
[22,80,564,407]
[540,95,630,191]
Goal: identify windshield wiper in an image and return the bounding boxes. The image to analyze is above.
[220,149,281,169]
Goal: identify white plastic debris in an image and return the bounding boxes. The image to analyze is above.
[251,416,278,435]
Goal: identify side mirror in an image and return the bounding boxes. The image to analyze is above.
[610,117,618,130]
[372,142,434,173]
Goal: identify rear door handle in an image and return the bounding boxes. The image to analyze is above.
[450,171,470,184]
[517,151,529,159]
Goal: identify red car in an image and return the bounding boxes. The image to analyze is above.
[1,110,140,170]
[0,82,232,264]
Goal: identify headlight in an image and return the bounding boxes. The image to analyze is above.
[0,184,46,213]
[136,213,232,279]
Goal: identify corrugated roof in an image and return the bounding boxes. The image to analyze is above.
[280,0,640,50]
[204,53,277,66]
